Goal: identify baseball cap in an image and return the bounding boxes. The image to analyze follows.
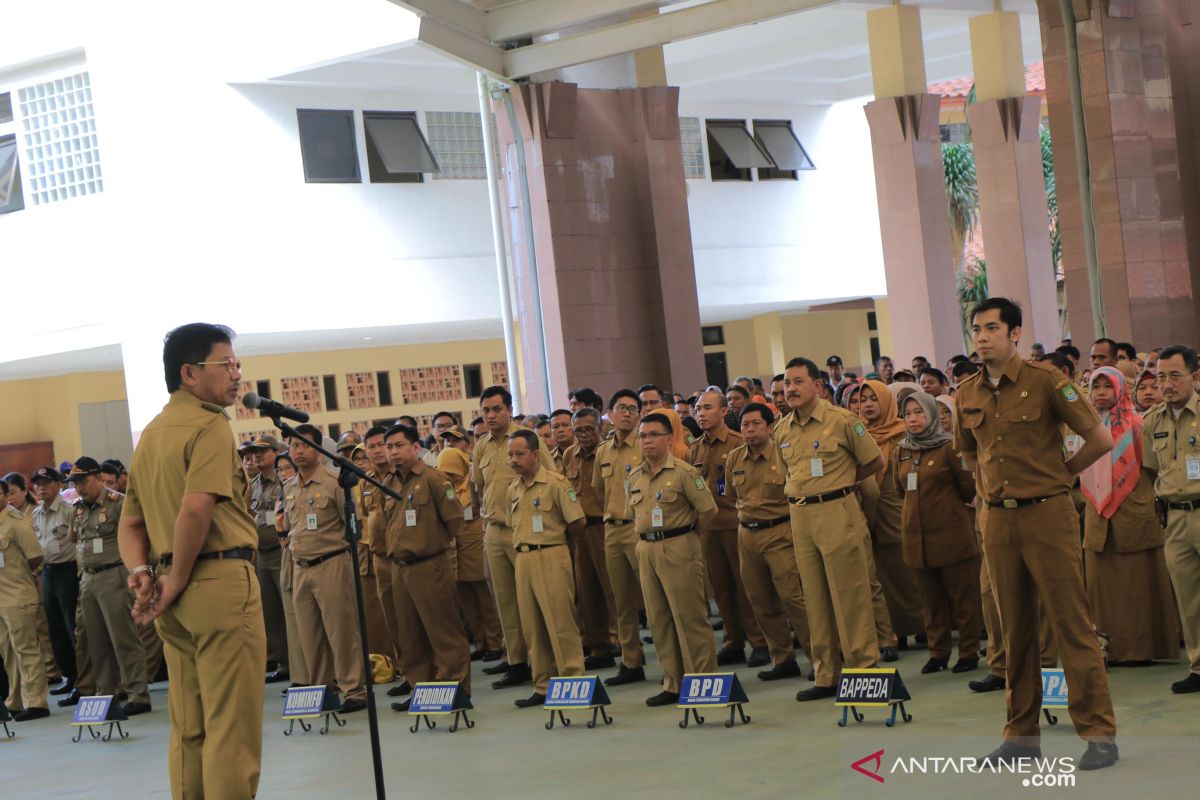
[246,434,282,452]
[66,457,102,482]
[826,355,843,366]
[439,425,468,441]
[31,466,66,484]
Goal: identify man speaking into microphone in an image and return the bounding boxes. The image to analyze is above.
[118,323,266,799]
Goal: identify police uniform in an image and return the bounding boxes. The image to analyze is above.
[1143,390,1200,682]
[285,468,367,703]
[955,355,1116,742]
[627,456,718,693]
[506,466,586,695]
[0,507,48,714]
[562,441,617,659]
[774,399,882,688]
[687,428,767,658]
[249,462,289,676]
[592,429,645,672]
[469,421,558,669]
[726,441,811,667]
[382,461,472,693]
[124,389,266,798]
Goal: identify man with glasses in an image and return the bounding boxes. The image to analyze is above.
[638,384,666,413]
[431,411,458,453]
[1142,345,1200,695]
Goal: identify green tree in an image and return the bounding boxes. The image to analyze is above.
[943,140,982,347]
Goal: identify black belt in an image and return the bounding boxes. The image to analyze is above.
[515,543,564,553]
[1166,499,1200,512]
[159,547,256,567]
[985,493,1063,510]
[741,516,790,531]
[292,549,348,568]
[585,516,605,526]
[258,543,282,554]
[640,525,694,542]
[787,486,854,506]
[606,518,633,526]
[82,561,123,575]
[389,549,445,567]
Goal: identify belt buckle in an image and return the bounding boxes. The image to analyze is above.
[794,496,807,507]
[649,531,663,542]
[1002,499,1019,509]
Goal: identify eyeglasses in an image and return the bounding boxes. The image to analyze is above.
[1159,372,1192,383]
[637,432,670,440]
[613,403,640,414]
[572,426,598,435]
[194,357,242,375]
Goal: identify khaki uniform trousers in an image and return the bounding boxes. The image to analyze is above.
[357,549,395,661]
[80,565,150,705]
[982,494,1116,741]
[738,521,810,664]
[605,523,645,669]
[372,554,403,666]
[0,603,48,712]
[1164,508,1200,675]
[156,559,265,800]
[73,601,95,695]
[515,545,584,694]
[456,521,503,652]
[138,620,165,682]
[484,522,528,665]
[391,552,472,693]
[291,552,366,701]
[256,543,289,672]
[637,532,716,693]
[572,521,617,653]
[862,533,898,649]
[278,548,308,684]
[700,528,766,651]
[791,495,880,687]
[912,557,982,661]
[36,604,60,682]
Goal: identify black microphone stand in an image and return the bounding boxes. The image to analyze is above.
[266,415,405,800]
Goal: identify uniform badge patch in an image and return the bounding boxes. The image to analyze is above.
[445,488,456,500]
[852,422,867,437]
[567,489,577,502]
[1061,385,1079,403]
[694,477,705,490]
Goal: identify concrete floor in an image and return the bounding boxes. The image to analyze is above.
[4,642,1199,800]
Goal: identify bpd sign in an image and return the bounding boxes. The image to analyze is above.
[836,669,910,707]
[678,673,748,708]
[546,676,608,709]
[1041,669,1069,709]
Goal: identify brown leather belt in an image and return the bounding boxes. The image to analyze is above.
[787,486,854,506]
[640,525,694,542]
[985,493,1063,510]
[1166,498,1200,512]
[515,543,563,553]
[741,516,790,531]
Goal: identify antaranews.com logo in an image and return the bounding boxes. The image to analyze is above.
[851,749,1077,788]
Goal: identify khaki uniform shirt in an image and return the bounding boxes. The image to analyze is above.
[687,427,744,531]
[285,469,347,561]
[505,467,584,548]
[125,390,258,559]
[250,472,283,549]
[561,443,604,520]
[382,461,463,561]
[33,494,75,565]
[437,448,480,522]
[359,468,391,559]
[469,421,557,526]
[773,400,882,497]
[1143,392,1200,501]
[592,430,642,523]
[0,507,42,606]
[954,355,1098,501]
[726,443,789,524]
[626,456,716,536]
[72,490,125,569]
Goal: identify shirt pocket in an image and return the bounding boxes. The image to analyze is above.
[600,463,614,479]
[628,488,645,507]
[1004,407,1042,445]
[764,475,786,501]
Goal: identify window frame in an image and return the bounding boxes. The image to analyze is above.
[296,108,361,184]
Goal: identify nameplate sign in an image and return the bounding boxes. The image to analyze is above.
[282,686,327,719]
[408,682,465,716]
[72,695,114,725]
[835,669,910,708]
[677,673,749,708]
[1041,669,1069,709]
[545,676,610,710]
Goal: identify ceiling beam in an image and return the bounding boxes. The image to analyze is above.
[487,0,669,43]
[416,16,506,76]
[388,0,489,39]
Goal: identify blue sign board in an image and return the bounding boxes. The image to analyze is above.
[677,673,747,708]
[72,695,114,725]
[545,676,604,709]
[835,669,910,708]
[1041,669,1069,709]
[408,682,461,715]
[282,686,327,719]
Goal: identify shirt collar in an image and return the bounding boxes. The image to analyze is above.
[1000,353,1024,385]
[704,426,728,445]
[168,388,230,418]
[790,399,827,427]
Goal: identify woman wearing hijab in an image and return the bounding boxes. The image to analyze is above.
[1080,367,1179,665]
[1133,369,1162,413]
[891,392,982,674]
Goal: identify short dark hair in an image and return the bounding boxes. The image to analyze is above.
[163,323,234,393]
[1158,345,1199,373]
[912,355,929,364]
[1056,344,1082,361]
[919,368,948,385]
[970,297,1022,330]
[99,461,121,477]
[951,361,980,379]
[291,423,324,445]
[432,411,457,424]
[384,424,420,444]
[785,356,821,382]
[1092,337,1118,355]
[1039,352,1075,377]
[549,408,573,421]
[725,384,750,400]
[573,408,600,425]
[534,419,550,431]
[771,373,784,383]
[875,355,893,366]
[1116,342,1137,360]
[364,425,389,441]
[637,383,663,398]
[470,416,484,428]
[480,385,513,409]
[609,388,641,411]
[510,428,541,451]
[641,411,673,434]
[740,401,774,426]
[397,415,418,428]
[0,478,8,495]
[569,387,604,410]
[276,452,298,473]
[752,378,764,392]
[948,354,970,366]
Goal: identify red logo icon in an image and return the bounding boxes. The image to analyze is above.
[851,749,885,783]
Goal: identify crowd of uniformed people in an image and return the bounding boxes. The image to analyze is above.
[2,300,1200,795]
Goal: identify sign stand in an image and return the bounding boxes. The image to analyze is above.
[543,676,613,730]
[70,695,129,742]
[1041,668,1068,726]
[0,703,13,739]
[407,681,474,734]
[676,673,751,729]
[834,669,912,728]
[282,686,346,736]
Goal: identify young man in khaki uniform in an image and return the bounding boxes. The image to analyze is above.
[1141,344,1200,695]
[351,431,398,667]
[957,298,1118,770]
[31,467,78,698]
[284,423,367,713]
[469,386,557,689]
[689,390,768,667]
[727,403,810,682]
[246,436,289,683]
[505,429,586,708]
[592,389,646,687]
[68,457,151,715]
[775,357,884,701]
[628,412,718,707]
[381,424,472,711]
[0,502,49,721]
[118,323,266,799]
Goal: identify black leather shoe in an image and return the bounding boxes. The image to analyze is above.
[265,670,289,684]
[57,689,81,707]
[50,681,75,697]
[757,660,802,681]
[642,634,654,644]
[122,702,152,716]
[976,741,1041,769]
[482,660,511,676]
[716,647,746,666]
[969,673,1006,693]
[514,693,546,708]
[470,650,486,661]
[14,707,50,722]
[480,650,504,662]
[645,691,679,707]
[584,654,616,670]
[391,699,411,712]
[880,647,899,662]
[952,657,979,674]
[921,657,949,674]
[914,633,928,645]
[1171,673,1200,694]
[796,685,837,702]
[321,693,343,713]
[491,662,532,689]
[1079,741,1119,770]
[340,698,366,714]
[747,647,771,668]
[897,636,909,651]
[387,681,412,697]
[604,665,646,687]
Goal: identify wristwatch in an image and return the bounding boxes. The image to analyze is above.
[130,563,156,580]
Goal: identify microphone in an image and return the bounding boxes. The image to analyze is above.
[242,392,310,424]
